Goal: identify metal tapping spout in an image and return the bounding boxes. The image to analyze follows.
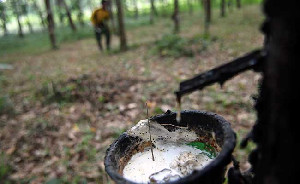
[175,49,266,98]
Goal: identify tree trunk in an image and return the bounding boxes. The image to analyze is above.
[206,0,211,23]
[203,0,211,34]
[116,0,127,51]
[187,0,193,15]
[173,0,179,33]
[61,0,77,31]
[26,19,34,34]
[133,0,139,19]
[149,0,155,24]
[236,0,241,9]
[76,0,84,26]
[150,0,158,16]
[108,0,117,34]
[45,0,57,49]
[251,0,300,183]
[221,0,226,17]
[33,2,46,28]
[16,15,23,37]
[11,0,24,38]
[0,5,8,35]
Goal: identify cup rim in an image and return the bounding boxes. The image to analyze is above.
[105,110,236,184]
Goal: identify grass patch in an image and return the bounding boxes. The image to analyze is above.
[0,95,14,116]
[0,26,93,57]
[152,34,193,57]
[151,33,217,58]
[0,152,13,183]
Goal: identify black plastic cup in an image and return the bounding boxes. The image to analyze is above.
[105,110,236,184]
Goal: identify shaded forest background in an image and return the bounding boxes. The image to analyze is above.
[1,0,263,183]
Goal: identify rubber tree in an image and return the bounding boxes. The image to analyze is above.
[250,0,300,182]
[172,0,179,33]
[11,0,24,38]
[33,0,46,28]
[0,1,8,35]
[116,0,127,51]
[150,0,158,16]
[236,0,241,8]
[220,0,226,17]
[203,0,211,34]
[61,0,77,31]
[22,1,34,34]
[45,0,57,49]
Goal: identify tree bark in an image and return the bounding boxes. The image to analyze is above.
[173,0,179,33]
[33,1,46,28]
[116,0,127,51]
[0,4,8,35]
[11,0,24,38]
[149,0,155,24]
[187,0,193,15]
[236,0,241,9]
[221,0,226,17]
[250,0,300,183]
[61,0,77,31]
[45,0,57,49]
[203,0,211,34]
[206,0,211,23]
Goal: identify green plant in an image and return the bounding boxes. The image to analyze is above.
[0,95,14,116]
[152,34,193,58]
[0,152,12,182]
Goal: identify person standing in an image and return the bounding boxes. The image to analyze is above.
[91,0,111,51]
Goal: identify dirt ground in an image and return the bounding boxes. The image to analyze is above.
[0,5,264,183]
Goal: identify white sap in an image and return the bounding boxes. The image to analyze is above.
[123,120,214,183]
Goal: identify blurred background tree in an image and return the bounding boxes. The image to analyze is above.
[0,0,263,52]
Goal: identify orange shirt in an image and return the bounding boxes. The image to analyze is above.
[90,8,109,26]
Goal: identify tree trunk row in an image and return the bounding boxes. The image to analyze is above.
[203,0,211,34]
[173,0,179,33]
[45,0,57,49]
[116,0,127,51]
[61,0,77,31]
[0,5,8,35]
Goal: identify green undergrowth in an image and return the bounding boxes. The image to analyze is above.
[152,33,217,58]
[0,26,93,57]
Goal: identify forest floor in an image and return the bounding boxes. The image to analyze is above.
[0,5,264,184]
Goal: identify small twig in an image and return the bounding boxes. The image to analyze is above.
[146,102,155,161]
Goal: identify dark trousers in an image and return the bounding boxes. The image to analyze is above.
[95,25,110,51]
